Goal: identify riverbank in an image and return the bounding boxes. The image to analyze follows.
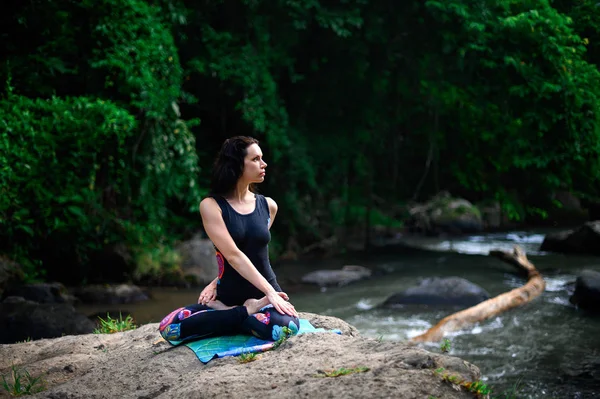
[71,230,599,399]
[0,313,482,399]
[6,229,600,398]
[71,226,569,326]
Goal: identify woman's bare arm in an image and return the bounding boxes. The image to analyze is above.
[266,197,278,230]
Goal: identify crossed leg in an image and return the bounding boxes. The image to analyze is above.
[158,296,297,343]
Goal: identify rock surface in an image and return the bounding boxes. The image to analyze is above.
[175,234,219,286]
[380,277,490,308]
[570,269,600,312]
[0,297,95,344]
[70,284,149,305]
[0,313,481,399]
[0,256,24,293]
[301,265,372,287]
[1,283,77,304]
[540,221,600,256]
[408,192,483,235]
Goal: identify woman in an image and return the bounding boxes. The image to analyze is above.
[159,136,299,344]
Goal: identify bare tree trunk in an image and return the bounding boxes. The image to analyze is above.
[412,107,437,201]
[342,158,352,252]
[364,166,373,251]
[392,132,399,196]
[432,110,439,193]
[411,246,545,343]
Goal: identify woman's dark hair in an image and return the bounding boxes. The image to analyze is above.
[209,136,259,196]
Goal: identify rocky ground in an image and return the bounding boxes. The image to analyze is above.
[0,313,482,399]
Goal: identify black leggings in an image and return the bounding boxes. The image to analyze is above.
[158,303,300,343]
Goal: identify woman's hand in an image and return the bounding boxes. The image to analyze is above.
[198,280,217,305]
[267,291,297,317]
[277,291,289,301]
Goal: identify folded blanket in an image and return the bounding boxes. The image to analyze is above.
[175,318,341,363]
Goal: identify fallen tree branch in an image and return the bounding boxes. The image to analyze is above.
[411,245,545,343]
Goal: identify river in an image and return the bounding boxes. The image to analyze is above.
[77,230,600,398]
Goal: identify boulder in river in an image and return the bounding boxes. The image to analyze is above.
[1,282,77,304]
[70,283,149,305]
[569,269,600,312]
[408,191,483,235]
[380,277,490,308]
[0,255,24,294]
[0,312,481,399]
[540,221,600,256]
[301,265,372,287]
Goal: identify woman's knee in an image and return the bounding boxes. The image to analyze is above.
[158,304,213,341]
[159,307,185,340]
[241,307,300,341]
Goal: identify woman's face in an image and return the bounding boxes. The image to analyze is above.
[242,143,267,183]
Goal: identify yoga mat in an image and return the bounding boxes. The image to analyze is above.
[178,319,341,363]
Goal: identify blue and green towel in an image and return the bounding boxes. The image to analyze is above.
[170,319,341,363]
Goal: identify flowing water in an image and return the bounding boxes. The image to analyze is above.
[77,230,600,398]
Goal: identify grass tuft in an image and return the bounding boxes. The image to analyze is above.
[317,366,369,378]
[238,352,260,364]
[93,312,137,334]
[435,367,491,398]
[440,338,451,353]
[271,326,293,349]
[1,365,45,396]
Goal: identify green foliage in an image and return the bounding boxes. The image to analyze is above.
[271,326,294,349]
[330,203,403,229]
[316,366,370,378]
[1,365,45,396]
[237,352,259,364]
[440,338,451,353]
[94,313,137,334]
[1,0,202,282]
[0,94,136,278]
[423,0,600,213]
[3,0,600,282]
[435,367,492,398]
[466,380,492,397]
[82,0,203,226]
[133,244,182,282]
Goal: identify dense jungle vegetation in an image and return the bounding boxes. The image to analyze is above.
[2,0,600,284]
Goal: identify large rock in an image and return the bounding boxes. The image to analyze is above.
[478,201,502,229]
[0,313,481,399]
[540,222,600,256]
[0,297,95,344]
[380,277,490,308]
[569,270,600,312]
[408,192,483,235]
[0,256,24,293]
[70,284,149,305]
[175,234,219,286]
[1,282,77,304]
[301,265,372,287]
[554,191,583,212]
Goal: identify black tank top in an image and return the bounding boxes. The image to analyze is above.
[211,194,281,305]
